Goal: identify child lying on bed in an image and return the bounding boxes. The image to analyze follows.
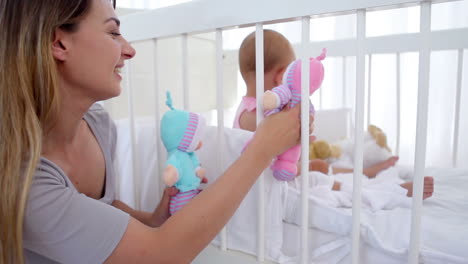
[306,167,434,200]
[233,29,434,199]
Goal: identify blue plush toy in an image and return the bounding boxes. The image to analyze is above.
[160,91,207,215]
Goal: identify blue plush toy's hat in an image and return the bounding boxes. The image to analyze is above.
[160,91,206,152]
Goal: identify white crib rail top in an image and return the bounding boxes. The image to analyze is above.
[119,0,458,42]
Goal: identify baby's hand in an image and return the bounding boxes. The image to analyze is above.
[263,90,279,110]
[163,165,179,186]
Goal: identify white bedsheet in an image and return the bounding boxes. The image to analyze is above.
[114,119,468,263]
[284,167,468,263]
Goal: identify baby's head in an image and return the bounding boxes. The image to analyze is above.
[239,29,296,92]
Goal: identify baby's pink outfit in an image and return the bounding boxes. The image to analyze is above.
[233,96,257,129]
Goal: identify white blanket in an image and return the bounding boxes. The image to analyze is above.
[284,168,468,263]
[287,168,411,211]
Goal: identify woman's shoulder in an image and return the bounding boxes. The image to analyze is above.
[84,103,115,136]
[85,103,111,123]
[83,103,117,154]
[34,157,68,185]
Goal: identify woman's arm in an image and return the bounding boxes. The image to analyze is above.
[105,104,302,264]
[111,187,177,228]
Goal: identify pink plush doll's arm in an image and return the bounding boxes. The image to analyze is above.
[263,85,292,111]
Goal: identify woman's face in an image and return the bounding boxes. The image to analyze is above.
[56,0,136,102]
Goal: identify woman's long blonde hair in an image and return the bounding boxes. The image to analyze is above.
[0,0,114,263]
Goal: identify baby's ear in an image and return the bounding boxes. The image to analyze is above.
[274,67,287,86]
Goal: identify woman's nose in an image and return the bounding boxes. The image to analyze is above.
[122,38,136,59]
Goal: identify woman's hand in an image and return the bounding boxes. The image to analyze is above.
[151,187,179,227]
[250,104,302,159]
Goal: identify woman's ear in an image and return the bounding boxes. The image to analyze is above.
[52,29,70,62]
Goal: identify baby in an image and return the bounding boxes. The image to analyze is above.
[233,29,434,199]
[234,29,399,177]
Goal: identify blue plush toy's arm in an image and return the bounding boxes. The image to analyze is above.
[189,152,206,182]
[163,153,180,186]
[166,153,181,168]
[189,152,200,167]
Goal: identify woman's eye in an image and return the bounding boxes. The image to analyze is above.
[111,32,121,37]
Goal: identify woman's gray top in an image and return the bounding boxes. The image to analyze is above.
[23,104,130,264]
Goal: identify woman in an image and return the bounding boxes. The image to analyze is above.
[0,0,303,263]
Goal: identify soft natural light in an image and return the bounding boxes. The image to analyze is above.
[117,0,192,9]
[432,0,468,30]
[366,6,420,37]
[112,1,468,169]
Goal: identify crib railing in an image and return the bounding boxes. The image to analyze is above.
[116,0,467,263]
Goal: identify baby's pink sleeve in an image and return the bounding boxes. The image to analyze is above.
[242,96,257,112]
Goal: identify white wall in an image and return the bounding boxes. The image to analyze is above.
[105,33,239,120]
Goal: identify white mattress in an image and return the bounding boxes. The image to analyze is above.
[114,116,468,263]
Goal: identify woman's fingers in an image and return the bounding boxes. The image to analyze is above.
[252,104,301,157]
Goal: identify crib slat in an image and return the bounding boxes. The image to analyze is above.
[153,39,167,200]
[255,23,266,262]
[396,53,401,156]
[351,9,366,264]
[319,81,323,109]
[300,16,311,264]
[182,33,189,110]
[408,2,431,263]
[126,61,141,210]
[453,49,464,167]
[215,29,228,252]
[342,56,347,108]
[367,54,372,127]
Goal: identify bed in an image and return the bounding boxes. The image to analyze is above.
[113,113,468,264]
[107,0,468,263]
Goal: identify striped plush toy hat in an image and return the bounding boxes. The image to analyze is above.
[160,91,206,153]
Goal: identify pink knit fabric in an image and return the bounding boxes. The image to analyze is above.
[178,112,199,152]
[169,189,201,215]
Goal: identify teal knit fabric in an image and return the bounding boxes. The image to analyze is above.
[160,92,204,192]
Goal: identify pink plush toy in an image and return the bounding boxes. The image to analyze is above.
[263,49,326,181]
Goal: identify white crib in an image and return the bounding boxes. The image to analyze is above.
[107,0,468,263]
